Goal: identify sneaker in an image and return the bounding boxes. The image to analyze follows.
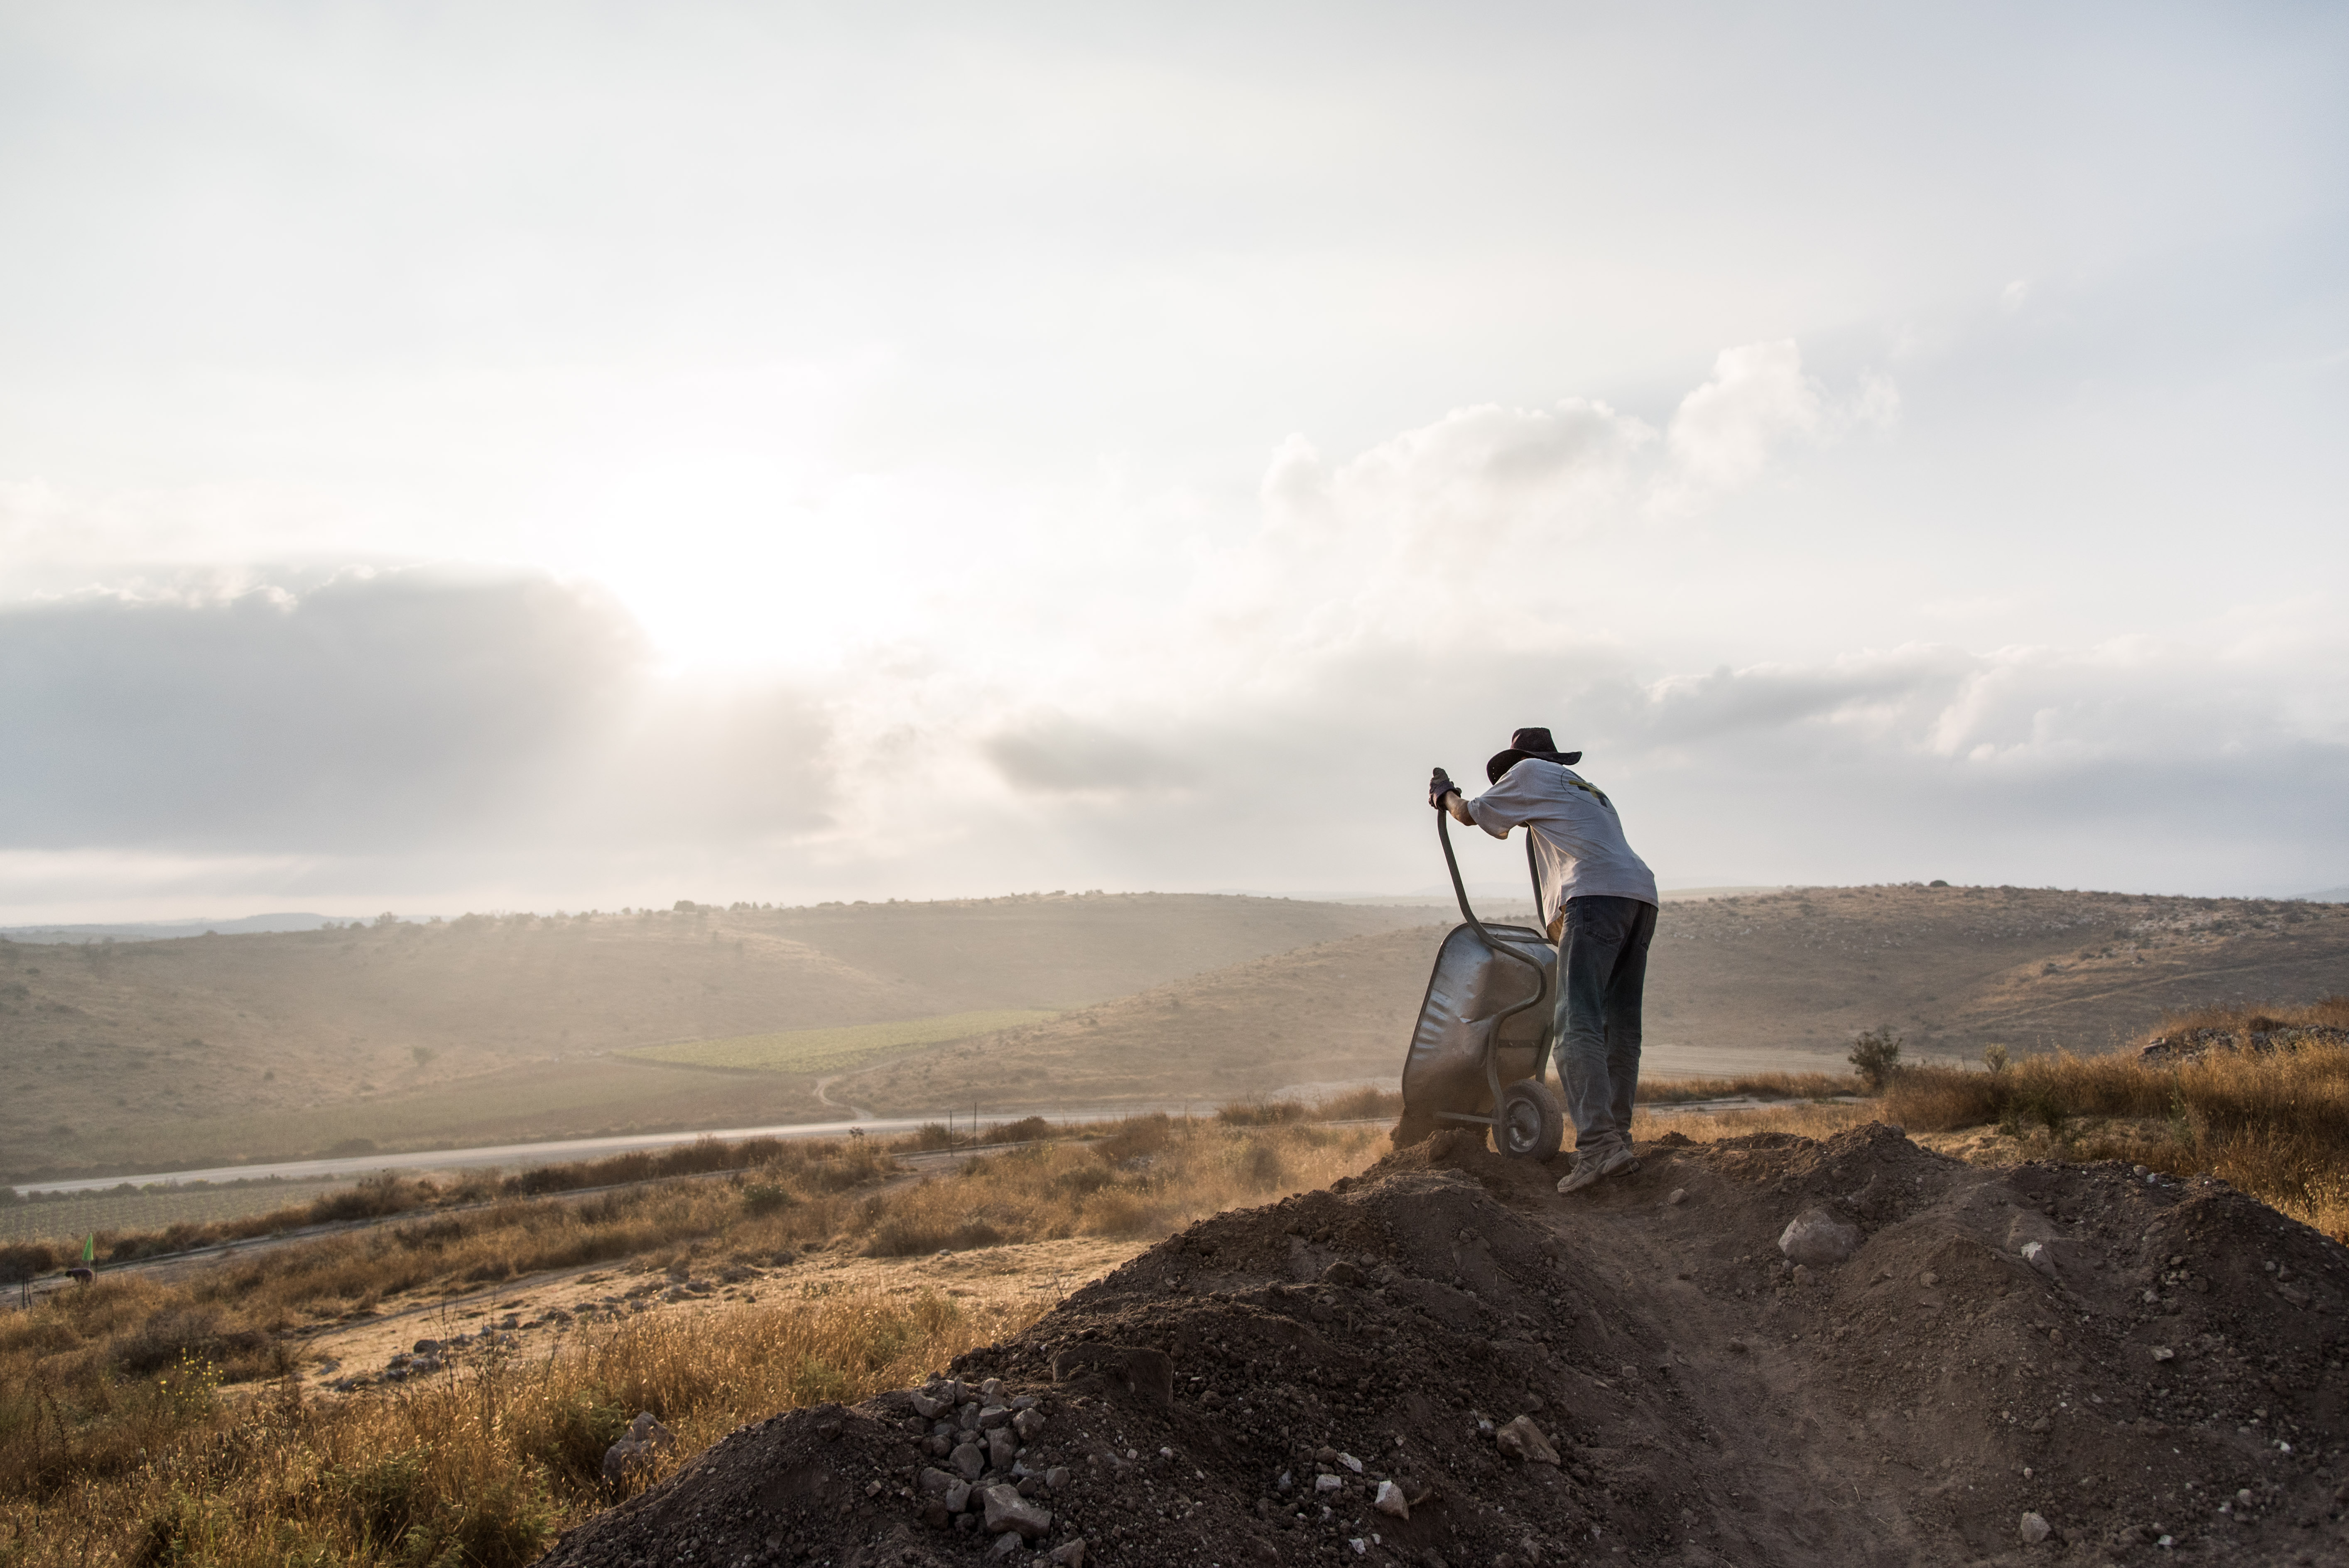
[1556,1138,1639,1195]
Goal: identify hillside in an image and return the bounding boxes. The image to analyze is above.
[844,882,2349,1112]
[0,894,1447,1178]
[6,883,2342,1178]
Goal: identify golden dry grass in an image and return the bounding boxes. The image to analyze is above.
[1635,1071,1861,1105]
[0,1112,1388,1568]
[3,1283,1027,1568]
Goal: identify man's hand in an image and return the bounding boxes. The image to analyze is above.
[1428,767,1458,811]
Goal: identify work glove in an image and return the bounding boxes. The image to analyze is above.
[1428,767,1458,811]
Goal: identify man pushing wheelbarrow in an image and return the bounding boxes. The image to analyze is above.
[1412,726,1659,1196]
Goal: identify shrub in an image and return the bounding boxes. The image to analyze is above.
[1848,1027,1903,1091]
[1982,1043,2010,1074]
[742,1183,792,1217]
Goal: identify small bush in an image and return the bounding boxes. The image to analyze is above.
[741,1183,792,1217]
[1982,1043,2010,1074]
[1848,1028,1903,1091]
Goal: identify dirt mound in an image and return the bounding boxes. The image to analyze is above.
[535,1126,2349,1567]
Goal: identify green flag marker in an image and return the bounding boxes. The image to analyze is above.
[83,1234,95,1264]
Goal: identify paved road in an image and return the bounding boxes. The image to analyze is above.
[14,1105,1207,1196]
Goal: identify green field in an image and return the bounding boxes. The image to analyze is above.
[0,1177,360,1245]
[619,1010,1058,1076]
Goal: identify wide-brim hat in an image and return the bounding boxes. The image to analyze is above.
[1486,726,1582,784]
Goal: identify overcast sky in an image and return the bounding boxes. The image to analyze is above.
[3,0,2345,922]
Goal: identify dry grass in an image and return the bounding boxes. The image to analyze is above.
[859,1115,1387,1256]
[0,1111,1387,1568]
[1635,1071,1861,1105]
[1866,998,2349,1240]
[1,1283,1023,1568]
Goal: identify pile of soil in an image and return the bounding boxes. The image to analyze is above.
[536,1125,2349,1568]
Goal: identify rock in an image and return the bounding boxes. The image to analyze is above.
[910,1391,947,1419]
[600,1411,676,1486]
[980,1377,1003,1399]
[2152,1346,2175,1362]
[982,1483,1053,1540]
[1013,1407,1048,1441]
[919,1466,956,1495]
[1045,1465,1070,1490]
[946,1480,973,1512]
[1778,1209,1861,1267]
[2022,1241,2059,1279]
[1321,1260,1366,1287]
[1374,1479,1410,1519]
[1336,1451,1364,1474]
[978,1406,1013,1431]
[989,1428,1017,1471]
[1493,1415,1560,1465]
[986,1531,1024,1561]
[412,1338,441,1355]
[1047,1542,1086,1567]
[951,1441,986,1480]
[1316,1474,1344,1492]
[2020,1511,2050,1544]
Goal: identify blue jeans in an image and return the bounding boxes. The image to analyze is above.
[1550,896,1658,1151]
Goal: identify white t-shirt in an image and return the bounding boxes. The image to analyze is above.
[1465,760,1658,923]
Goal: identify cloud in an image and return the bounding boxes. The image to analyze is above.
[981,713,1199,795]
[0,569,833,858]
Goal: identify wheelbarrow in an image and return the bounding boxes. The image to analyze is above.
[1392,804,1567,1159]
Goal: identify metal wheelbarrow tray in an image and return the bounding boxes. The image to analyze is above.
[1393,809,1568,1159]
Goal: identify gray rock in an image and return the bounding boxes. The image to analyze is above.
[1315,1474,1344,1492]
[951,1441,987,1480]
[946,1480,973,1513]
[1666,1188,1687,1207]
[1045,1465,1071,1491]
[980,1377,1004,1399]
[600,1411,676,1486]
[989,1428,1017,1471]
[1013,1407,1047,1441]
[978,1406,1013,1431]
[920,1466,956,1495]
[1047,1542,1086,1567]
[2020,1511,2050,1544]
[1778,1209,1861,1267]
[1493,1415,1560,1466]
[986,1531,1024,1561]
[1373,1479,1410,1519]
[910,1391,947,1419]
[982,1482,1053,1539]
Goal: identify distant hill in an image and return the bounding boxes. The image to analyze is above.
[8,883,2344,1180]
[0,912,347,943]
[844,884,2349,1113]
[0,893,1447,1178]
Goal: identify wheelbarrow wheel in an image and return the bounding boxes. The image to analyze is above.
[1497,1078,1565,1160]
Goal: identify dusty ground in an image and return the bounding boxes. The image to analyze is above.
[289,1235,1151,1398]
[535,1122,2349,1568]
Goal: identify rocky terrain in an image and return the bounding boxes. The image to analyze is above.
[533,1124,2349,1567]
